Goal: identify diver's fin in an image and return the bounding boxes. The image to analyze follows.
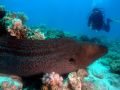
[109,18,120,23]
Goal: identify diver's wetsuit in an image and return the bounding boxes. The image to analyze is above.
[88,8,111,32]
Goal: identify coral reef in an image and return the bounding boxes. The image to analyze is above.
[0,5,6,18]
[0,5,7,36]
[84,40,120,90]
[30,25,66,39]
[2,8,28,39]
[96,40,120,75]
[0,6,45,40]
[104,40,120,74]
[78,35,103,44]
[45,29,65,39]
[41,72,63,90]
[0,74,23,90]
[16,12,28,24]
[30,24,78,40]
[7,18,27,39]
[27,29,45,40]
[41,69,89,90]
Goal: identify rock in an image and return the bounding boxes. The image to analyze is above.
[110,60,120,74]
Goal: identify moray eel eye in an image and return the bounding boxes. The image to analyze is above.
[69,58,76,64]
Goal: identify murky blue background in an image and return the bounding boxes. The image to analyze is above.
[1,0,120,40]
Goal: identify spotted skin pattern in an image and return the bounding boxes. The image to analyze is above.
[0,38,107,77]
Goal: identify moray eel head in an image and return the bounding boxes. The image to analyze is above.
[72,43,108,69]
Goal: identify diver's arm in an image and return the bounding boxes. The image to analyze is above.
[103,19,111,32]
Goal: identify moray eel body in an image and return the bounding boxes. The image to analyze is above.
[0,38,107,77]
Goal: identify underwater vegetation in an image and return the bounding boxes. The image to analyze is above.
[0,5,120,90]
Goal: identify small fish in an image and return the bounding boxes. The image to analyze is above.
[0,38,107,77]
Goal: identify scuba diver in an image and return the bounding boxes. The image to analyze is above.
[88,8,112,32]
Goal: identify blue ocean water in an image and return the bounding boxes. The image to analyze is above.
[0,1,120,90]
[1,0,120,40]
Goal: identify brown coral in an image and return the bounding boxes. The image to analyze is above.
[41,69,88,90]
[7,25,27,39]
[27,30,45,40]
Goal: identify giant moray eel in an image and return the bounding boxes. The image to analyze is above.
[0,38,107,77]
